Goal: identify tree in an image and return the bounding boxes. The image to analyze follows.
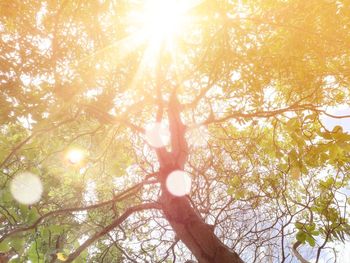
[1,0,350,262]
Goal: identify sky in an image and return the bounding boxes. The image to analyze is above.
[320,106,350,133]
[318,106,350,263]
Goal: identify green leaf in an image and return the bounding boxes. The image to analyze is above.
[18,204,29,217]
[27,242,43,262]
[311,230,320,236]
[306,235,315,247]
[295,222,303,230]
[0,190,12,204]
[10,237,25,252]
[296,231,307,243]
[27,208,39,224]
[0,241,10,252]
[49,225,64,234]
[305,222,316,231]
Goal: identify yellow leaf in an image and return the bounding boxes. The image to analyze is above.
[290,167,301,180]
[57,252,67,261]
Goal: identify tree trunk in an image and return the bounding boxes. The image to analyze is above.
[155,94,244,263]
[160,187,244,263]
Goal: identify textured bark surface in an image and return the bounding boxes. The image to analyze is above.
[156,95,244,263]
[160,190,244,263]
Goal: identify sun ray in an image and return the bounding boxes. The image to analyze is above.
[75,32,146,67]
[72,0,204,99]
[126,0,203,94]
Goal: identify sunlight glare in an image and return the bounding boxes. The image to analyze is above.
[10,172,43,205]
[145,122,170,148]
[123,0,200,89]
[140,0,187,42]
[166,170,192,196]
[66,149,85,165]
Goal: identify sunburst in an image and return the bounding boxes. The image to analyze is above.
[81,0,201,66]
[126,0,201,78]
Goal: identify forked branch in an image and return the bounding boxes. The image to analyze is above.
[65,202,161,262]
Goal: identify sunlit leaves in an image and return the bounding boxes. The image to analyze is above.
[0,242,10,253]
[295,222,320,247]
[290,166,301,180]
[56,252,68,261]
[1,0,350,261]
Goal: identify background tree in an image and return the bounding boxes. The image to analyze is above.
[1,0,350,262]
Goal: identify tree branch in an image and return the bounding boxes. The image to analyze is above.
[0,116,79,170]
[168,92,188,169]
[203,103,318,125]
[292,241,309,263]
[83,103,144,133]
[65,202,161,262]
[0,178,157,242]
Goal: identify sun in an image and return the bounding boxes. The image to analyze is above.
[76,0,202,72]
[77,0,202,71]
[66,148,85,165]
[140,0,188,42]
[118,0,201,88]
[127,0,199,50]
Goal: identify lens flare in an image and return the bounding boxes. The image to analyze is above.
[145,122,170,148]
[10,172,43,205]
[66,149,85,164]
[166,170,192,196]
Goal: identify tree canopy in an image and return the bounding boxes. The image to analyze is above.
[1,0,350,262]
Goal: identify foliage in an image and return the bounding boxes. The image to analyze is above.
[1,0,350,262]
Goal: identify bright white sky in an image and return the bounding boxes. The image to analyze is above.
[318,106,350,262]
[320,106,350,133]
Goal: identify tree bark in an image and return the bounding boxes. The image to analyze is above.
[160,188,244,263]
[156,94,244,263]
